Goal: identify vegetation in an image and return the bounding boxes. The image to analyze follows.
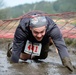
[53,0,76,12]
[65,38,76,48]
[0,0,76,19]
[71,19,76,26]
[0,0,76,47]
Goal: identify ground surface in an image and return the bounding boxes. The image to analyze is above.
[0,39,76,75]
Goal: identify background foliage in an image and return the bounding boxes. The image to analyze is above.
[0,0,76,47]
[0,0,76,19]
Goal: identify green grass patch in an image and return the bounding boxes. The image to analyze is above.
[64,38,76,48]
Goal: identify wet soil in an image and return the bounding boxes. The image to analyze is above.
[0,39,76,75]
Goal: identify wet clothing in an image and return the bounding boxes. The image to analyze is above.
[11,11,69,63]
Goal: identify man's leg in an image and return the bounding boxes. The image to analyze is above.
[7,42,31,60]
[20,53,31,60]
[7,38,53,60]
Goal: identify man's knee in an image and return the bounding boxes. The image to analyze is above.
[40,52,48,59]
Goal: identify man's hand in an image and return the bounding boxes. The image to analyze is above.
[62,57,74,72]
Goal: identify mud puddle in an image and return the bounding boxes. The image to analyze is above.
[0,41,76,75]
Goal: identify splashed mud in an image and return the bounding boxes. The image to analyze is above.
[0,39,76,75]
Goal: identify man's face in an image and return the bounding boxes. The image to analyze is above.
[30,26,46,41]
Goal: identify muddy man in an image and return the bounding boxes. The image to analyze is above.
[7,11,74,72]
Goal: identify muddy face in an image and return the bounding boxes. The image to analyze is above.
[30,26,46,41]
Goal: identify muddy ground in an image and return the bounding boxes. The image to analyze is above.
[0,39,76,75]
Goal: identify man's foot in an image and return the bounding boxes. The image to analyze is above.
[33,59,43,63]
[7,42,13,57]
[32,56,43,63]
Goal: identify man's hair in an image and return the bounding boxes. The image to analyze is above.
[30,14,48,28]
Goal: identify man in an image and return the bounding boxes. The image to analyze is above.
[7,11,74,72]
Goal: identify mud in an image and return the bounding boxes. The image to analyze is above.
[0,39,76,75]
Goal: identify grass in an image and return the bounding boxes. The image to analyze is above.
[70,18,76,26]
[64,38,76,48]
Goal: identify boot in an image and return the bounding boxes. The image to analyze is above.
[7,42,13,57]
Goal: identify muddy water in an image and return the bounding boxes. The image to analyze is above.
[0,41,76,75]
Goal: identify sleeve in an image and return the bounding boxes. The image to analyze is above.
[49,25,69,59]
[11,24,28,63]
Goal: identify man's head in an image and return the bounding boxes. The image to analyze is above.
[29,15,47,41]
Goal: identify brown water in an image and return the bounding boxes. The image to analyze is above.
[0,40,76,75]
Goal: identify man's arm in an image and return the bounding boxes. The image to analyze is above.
[50,26,69,58]
[49,25,74,72]
[11,25,27,63]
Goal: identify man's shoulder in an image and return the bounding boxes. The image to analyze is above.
[17,18,30,32]
[20,18,30,26]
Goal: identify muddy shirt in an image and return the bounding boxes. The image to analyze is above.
[11,12,69,63]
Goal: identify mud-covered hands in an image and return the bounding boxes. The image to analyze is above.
[62,57,75,72]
